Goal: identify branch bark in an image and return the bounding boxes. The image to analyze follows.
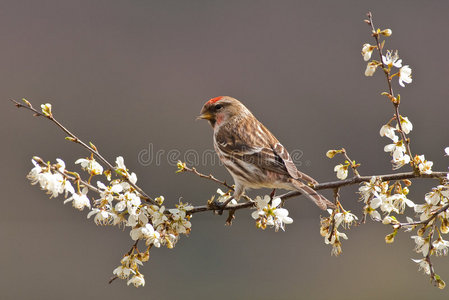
[185,169,448,214]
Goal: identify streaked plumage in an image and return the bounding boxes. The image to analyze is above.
[198,96,334,210]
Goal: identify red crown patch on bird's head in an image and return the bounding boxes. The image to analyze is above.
[207,96,223,105]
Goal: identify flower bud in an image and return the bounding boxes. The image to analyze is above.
[41,103,52,117]
[326,150,339,158]
[436,276,446,289]
[22,98,32,107]
[385,231,397,243]
[365,61,378,76]
[380,29,392,36]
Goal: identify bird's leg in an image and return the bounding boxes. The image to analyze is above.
[269,188,276,200]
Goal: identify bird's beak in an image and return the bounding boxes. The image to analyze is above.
[196,112,214,121]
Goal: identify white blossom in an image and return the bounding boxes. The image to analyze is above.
[334,210,358,228]
[368,209,381,221]
[361,43,375,61]
[384,141,410,169]
[40,103,52,116]
[252,196,293,231]
[216,188,238,205]
[390,193,415,213]
[27,158,75,198]
[411,258,431,275]
[382,50,402,68]
[55,158,66,172]
[413,155,433,175]
[398,65,412,87]
[75,157,103,175]
[433,237,449,256]
[359,177,381,203]
[425,185,449,206]
[87,207,116,225]
[414,202,434,222]
[379,124,398,142]
[148,205,169,229]
[97,181,123,204]
[127,273,145,287]
[169,209,192,234]
[365,61,378,76]
[411,235,430,257]
[377,192,398,214]
[398,116,413,134]
[64,187,91,210]
[142,224,161,247]
[39,172,64,198]
[27,159,43,184]
[334,164,348,180]
[116,156,126,170]
[392,153,410,170]
[130,226,145,241]
[121,254,143,269]
[113,265,133,279]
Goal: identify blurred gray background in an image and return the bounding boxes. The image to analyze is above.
[2,0,449,299]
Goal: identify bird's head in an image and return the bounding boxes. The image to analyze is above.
[197,96,250,128]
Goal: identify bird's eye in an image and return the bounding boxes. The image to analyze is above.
[215,104,223,110]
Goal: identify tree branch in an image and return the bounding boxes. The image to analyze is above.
[366,11,415,168]
[184,167,448,214]
[11,99,157,205]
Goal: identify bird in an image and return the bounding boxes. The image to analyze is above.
[197,96,334,210]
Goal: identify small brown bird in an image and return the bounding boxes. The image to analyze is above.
[198,96,334,210]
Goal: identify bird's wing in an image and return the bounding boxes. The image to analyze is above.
[271,141,318,185]
[215,119,290,178]
[216,118,318,185]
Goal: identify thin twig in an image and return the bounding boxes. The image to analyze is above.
[425,225,437,285]
[398,203,449,228]
[182,165,234,190]
[327,188,340,242]
[11,99,157,205]
[366,12,415,168]
[185,168,447,214]
[180,165,252,202]
[341,148,360,177]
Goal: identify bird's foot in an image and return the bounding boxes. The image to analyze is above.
[210,197,234,215]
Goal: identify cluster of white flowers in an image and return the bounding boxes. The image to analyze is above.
[408,150,449,288]
[359,177,415,224]
[251,196,293,231]
[415,186,449,224]
[27,158,73,197]
[359,174,448,287]
[320,207,357,256]
[326,149,356,180]
[414,155,433,175]
[380,116,434,174]
[362,32,412,88]
[113,254,147,287]
[28,154,195,288]
[380,117,414,170]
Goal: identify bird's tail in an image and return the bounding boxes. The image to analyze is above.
[290,179,335,210]
[295,170,319,186]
